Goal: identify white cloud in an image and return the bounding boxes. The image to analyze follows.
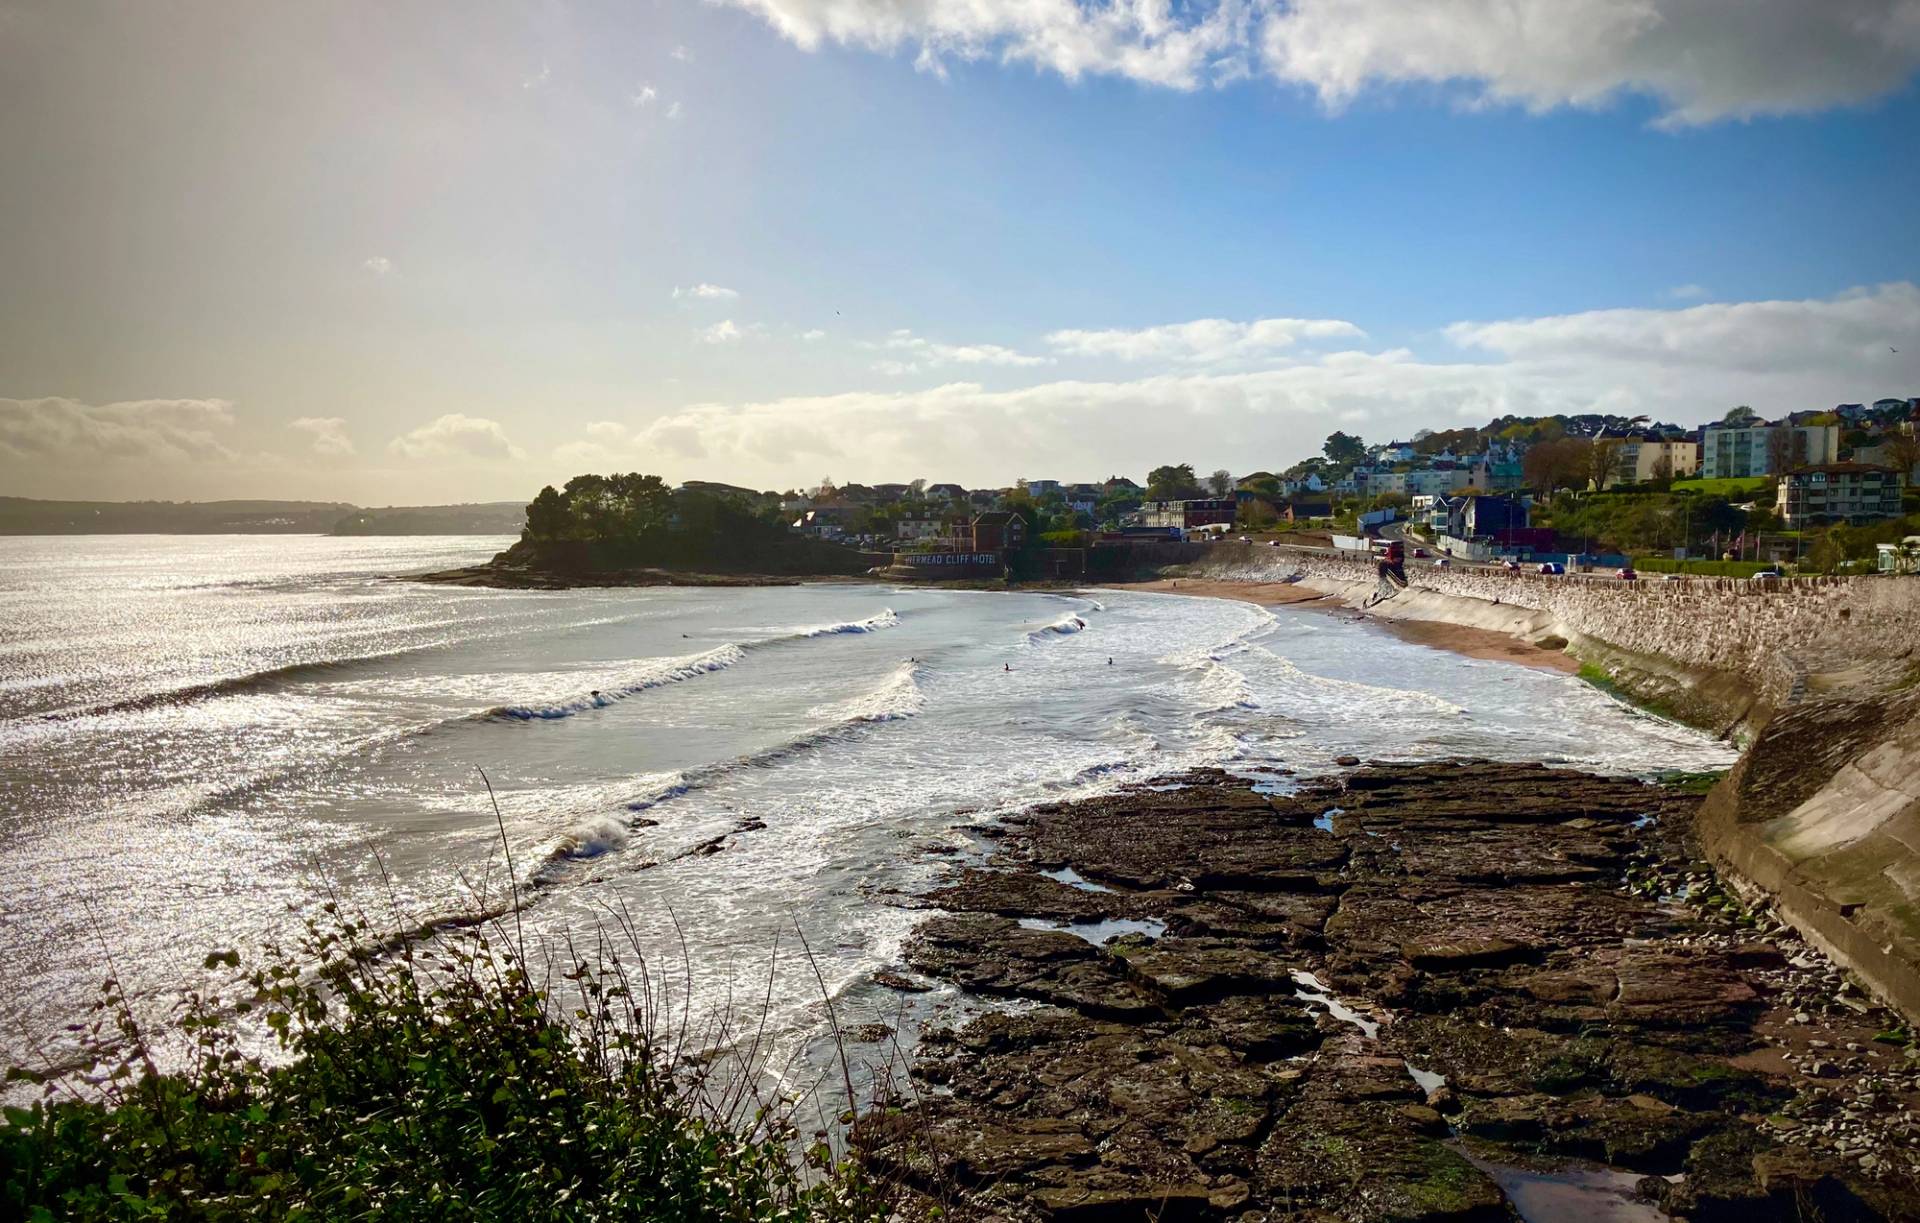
[873,329,1051,370]
[670,45,694,61]
[1444,282,1920,374]
[1046,316,1364,364]
[800,329,827,341]
[674,282,739,300]
[631,84,658,107]
[522,60,550,90]
[288,416,354,457]
[1667,283,1708,300]
[699,319,747,344]
[0,397,238,465]
[600,282,1919,486]
[719,0,1920,125]
[666,101,683,119]
[386,413,523,461]
[362,256,393,277]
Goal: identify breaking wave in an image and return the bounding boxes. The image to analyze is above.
[531,688,919,880]
[1028,613,1089,641]
[481,609,900,723]
[485,646,745,720]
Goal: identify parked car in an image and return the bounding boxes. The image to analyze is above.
[1616,567,1638,581]
[1502,559,1522,573]
[1433,557,1451,568]
[1412,548,1429,558]
[1751,569,1784,582]
[1662,573,1686,581]
[1537,562,1565,575]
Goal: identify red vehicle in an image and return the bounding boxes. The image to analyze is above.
[1412,547,1429,559]
[1617,566,1638,581]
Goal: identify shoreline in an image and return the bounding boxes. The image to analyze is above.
[1108,577,1583,674]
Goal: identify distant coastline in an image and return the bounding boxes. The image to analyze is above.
[0,495,524,536]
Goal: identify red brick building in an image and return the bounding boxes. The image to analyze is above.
[970,510,1027,552]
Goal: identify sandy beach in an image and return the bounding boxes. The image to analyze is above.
[1113,577,1580,674]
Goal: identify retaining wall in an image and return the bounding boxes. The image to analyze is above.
[1184,545,1920,710]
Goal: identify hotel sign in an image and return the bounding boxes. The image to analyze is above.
[896,552,1000,566]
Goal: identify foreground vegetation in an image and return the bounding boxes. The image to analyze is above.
[2,906,886,1221]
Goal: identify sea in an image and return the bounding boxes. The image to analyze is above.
[0,535,1739,1087]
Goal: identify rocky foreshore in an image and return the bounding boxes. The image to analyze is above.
[858,763,1920,1221]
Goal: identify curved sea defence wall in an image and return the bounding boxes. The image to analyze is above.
[1170,544,1920,1019]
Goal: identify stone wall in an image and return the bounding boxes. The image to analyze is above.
[1183,545,1920,709]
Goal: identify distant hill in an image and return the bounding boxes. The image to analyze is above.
[329,503,526,536]
[0,497,522,536]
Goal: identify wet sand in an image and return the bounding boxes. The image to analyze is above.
[1112,578,1580,674]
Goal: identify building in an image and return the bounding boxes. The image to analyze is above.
[1701,423,1840,479]
[925,483,968,502]
[1024,479,1063,498]
[1420,494,1529,540]
[1613,437,1700,485]
[1141,499,1236,530]
[1404,468,1472,497]
[1281,499,1333,522]
[895,518,946,542]
[1877,537,1920,574]
[1777,464,1904,528]
[969,510,1027,552]
[1466,447,1525,492]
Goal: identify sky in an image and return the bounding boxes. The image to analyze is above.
[2,0,1919,504]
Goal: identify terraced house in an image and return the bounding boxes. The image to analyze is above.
[1777,462,1905,528]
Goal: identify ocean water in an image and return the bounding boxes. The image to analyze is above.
[0,535,1737,1082]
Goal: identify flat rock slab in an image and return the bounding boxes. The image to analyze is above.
[861,765,1919,1220]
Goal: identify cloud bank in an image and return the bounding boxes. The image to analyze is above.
[386,413,523,461]
[1046,316,1364,364]
[288,416,355,457]
[0,397,238,465]
[558,284,1919,486]
[719,0,1920,125]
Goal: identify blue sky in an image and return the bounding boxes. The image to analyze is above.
[2,0,1918,501]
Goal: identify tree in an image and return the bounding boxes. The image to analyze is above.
[1146,463,1203,500]
[1587,437,1626,490]
[909,478,927,496]
[523,485,571,542]
[812,477,838,501]
[1766,428,1798,476]
[1522,437,1591,493]
[1807,530,1848,575]
[1237,498,1279,529]
[1721,406,1760,427]
[1885,427,1920,480]
[1322,432,1366,466]
[1207,469,1233,497]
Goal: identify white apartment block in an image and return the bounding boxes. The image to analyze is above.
[1700,424,1839,479]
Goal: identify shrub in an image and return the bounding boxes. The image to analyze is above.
[2,906,887,1222]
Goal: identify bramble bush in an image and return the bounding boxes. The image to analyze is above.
[2,904,890,1221]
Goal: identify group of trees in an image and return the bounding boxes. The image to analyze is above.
[517,473,866,574]
[1144,464,1233,500]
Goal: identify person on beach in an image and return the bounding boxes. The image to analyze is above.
[1004,663,1011,672]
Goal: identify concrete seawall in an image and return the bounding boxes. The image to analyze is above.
[1168,543,1920,1020]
